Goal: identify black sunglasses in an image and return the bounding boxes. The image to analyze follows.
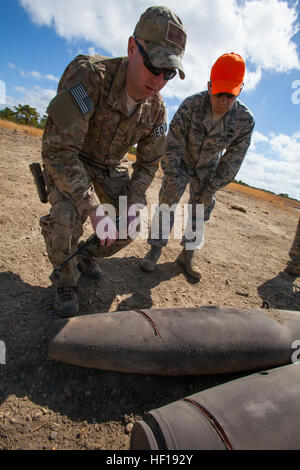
[214,92,236,99]
[133,36,177,81]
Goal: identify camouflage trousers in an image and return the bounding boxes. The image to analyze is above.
[286,217,300,272]
[40,169,133,287]
[149,161,215,248]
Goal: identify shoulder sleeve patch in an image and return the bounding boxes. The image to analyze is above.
[153,122,167,139]
[69,83,93,114]
[47,87,84,132]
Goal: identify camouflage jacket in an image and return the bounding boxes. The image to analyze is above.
[160,91,255,203]
[42,55,167,218]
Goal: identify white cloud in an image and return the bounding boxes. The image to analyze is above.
[8,62,16,69]
[249,130,269,151]
[45,74,59,83]
[244,68,262,92]
[237,130,300,200]
[14,86,26,93]
[19,68,59,83]
[268,132,300,163]
[19,0,300,100]
[240,0,299,72]
[30,70,42,79]
[20,69,40,79]
[8,85,56,115]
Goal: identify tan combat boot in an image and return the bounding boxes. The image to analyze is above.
[177,248,201,281]
[54,286,79,318]
[140,247,162,272]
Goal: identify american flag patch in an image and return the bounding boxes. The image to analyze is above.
[166,21,186,50]
[69,83,93,114]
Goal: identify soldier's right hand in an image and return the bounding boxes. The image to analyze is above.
[90,207,118,247]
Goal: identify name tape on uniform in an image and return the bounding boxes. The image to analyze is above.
[69,83,93,115]
[154,123,167,139]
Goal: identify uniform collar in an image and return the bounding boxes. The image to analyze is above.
[106,57,148,120]
[106,57,129,112]
[203,91,238,133]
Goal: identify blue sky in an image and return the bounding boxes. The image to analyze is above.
[0,0,299,199]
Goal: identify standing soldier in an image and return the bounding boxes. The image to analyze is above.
[39,6,187,317]
[141,52,255,280]
[285,217,300,276]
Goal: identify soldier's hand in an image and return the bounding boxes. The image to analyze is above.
[198,190,216,222]
[90,208,118,247]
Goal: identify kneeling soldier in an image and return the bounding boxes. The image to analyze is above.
[37,6,186,317]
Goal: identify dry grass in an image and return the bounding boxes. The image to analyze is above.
[226,182,300,210]
[0,118,43,138]
[127,153,136,162]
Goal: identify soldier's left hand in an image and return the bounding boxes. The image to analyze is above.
[90,208,119,246]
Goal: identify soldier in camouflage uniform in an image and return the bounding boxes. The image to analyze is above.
[141,52,255,280]
[40,6,187,317]
[285,217,300,276]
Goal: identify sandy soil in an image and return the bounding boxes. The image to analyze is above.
[0,126,299,450]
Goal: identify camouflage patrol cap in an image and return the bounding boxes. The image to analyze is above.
[134,6,186,79]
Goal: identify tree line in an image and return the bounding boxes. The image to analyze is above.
[0,103,138,155]
[0,104,47,129]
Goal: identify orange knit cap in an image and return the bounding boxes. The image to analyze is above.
[210,52,245,96]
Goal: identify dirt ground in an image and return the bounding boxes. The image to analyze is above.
[0,126,299,451]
